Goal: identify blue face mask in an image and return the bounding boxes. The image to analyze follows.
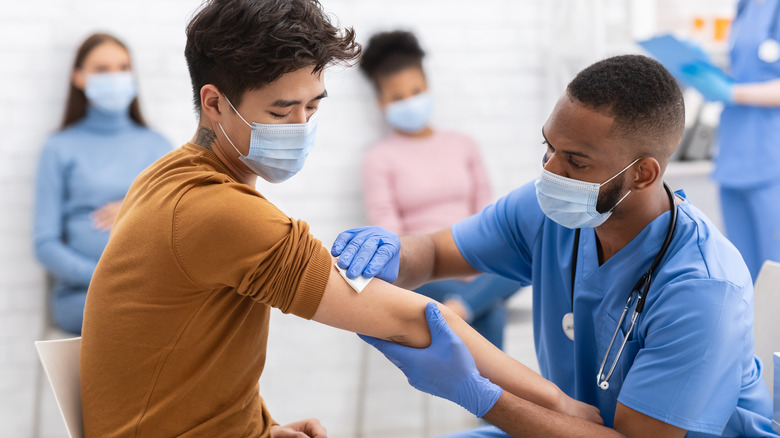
[85,72,137,113]
[218,96,319,183]
[535,157,639,229]
[384,92,433,133]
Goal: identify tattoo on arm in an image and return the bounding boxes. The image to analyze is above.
[194,127,216,150]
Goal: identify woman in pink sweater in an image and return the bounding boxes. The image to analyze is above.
[359,31,522,349]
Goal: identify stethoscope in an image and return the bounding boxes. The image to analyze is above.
[733,0,780,63]
[564,182,678,391]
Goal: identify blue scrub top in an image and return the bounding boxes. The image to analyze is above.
[452,181,777,437]
[715,0,780,187]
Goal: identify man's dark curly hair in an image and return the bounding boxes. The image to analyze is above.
[185,0,360,111]
[567,55,685,160]
[359,30,425,89]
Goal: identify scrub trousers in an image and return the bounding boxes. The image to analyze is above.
[414,274,523,349]
[720,180,780,282]
[51,285,87,335]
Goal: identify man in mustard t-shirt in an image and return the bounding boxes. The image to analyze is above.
[79,1,622,437]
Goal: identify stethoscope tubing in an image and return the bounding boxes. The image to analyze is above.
[570,182,678,391]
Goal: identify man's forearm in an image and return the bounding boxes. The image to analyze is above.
[438,304,569,414]
[395,234,437,289]
[393,233,572,416]
[317,263,569,416]
[395,228,480,289]
[483,392,624,438]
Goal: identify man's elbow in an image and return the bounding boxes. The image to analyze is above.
[386,303,438,349]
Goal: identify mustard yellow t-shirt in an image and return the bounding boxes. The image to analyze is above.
[81,143,331,437]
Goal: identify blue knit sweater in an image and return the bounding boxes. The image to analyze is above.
[33,107,171,301]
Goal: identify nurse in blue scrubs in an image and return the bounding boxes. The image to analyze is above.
[334,55,777,437]
[679,0,780,281]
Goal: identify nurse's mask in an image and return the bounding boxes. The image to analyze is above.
[535,156,640,229]
[218,95,318,183]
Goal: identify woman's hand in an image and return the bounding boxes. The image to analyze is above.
[270,418,327,437]
[92,200,123,231]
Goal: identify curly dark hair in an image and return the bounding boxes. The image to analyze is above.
[185,0,360,111]
[566,55,684,159]
[359,30,425,88]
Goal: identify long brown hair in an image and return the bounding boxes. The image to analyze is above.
[60,33,146,129]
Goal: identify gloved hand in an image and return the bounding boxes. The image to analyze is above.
[358,302,503,418]
[330,226,400,282]
[678,62,735,103]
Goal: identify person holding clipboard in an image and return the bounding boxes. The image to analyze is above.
[644,0,780,283]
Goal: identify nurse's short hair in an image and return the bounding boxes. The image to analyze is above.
[566,55,685,159]
[185,0,360,112]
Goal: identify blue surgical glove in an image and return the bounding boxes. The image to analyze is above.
[330,226,400,282]
[678,62,734,103]
[358,302,503,418]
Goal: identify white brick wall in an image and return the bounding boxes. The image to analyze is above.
[0,1,732,436]
[0,2,552,435]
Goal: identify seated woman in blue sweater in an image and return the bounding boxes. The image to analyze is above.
[33,33,171,334]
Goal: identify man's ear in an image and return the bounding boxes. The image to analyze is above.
[631,157,661,191]
[200,84,224,124]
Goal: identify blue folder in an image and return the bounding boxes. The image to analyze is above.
[637,34,731,82]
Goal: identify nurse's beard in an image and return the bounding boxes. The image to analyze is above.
[596,174,627,214]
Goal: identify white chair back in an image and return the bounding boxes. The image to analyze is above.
[754,260,780,397]
[35,337,84,438]
[774,353,780,434]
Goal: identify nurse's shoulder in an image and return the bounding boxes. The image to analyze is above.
[490,180,549,239]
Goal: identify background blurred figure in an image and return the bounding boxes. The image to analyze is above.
[359,30,522,349]
[678,0,780,281]
[33,33,171,334]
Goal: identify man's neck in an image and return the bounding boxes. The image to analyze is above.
[190,121,257,186]
[593,184,672,265]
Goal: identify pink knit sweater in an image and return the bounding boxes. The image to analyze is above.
[361,130,492,235]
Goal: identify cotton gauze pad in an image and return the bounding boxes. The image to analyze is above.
[336,265,372,293]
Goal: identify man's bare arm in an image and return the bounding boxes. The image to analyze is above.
[312,261,600,424]
[613,402,686,438]
[394,228,479,289]
[484,392,624,438]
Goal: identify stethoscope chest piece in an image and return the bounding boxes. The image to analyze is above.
[562,312,575,340]
[759,38,780,63]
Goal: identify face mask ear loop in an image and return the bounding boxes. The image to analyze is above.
[607,189,632,213]
[222,94,252,128]
[600,158,642,187]
[601,157,641,214]
[217,122,243,157]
